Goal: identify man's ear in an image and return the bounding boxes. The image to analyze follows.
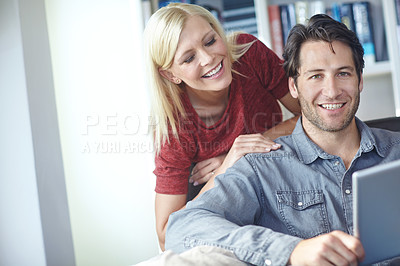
[288,77,299,99]
[159,69,181,84]
[359,74,364,93]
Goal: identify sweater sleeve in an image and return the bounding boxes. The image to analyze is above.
[154,131,195,195]
[237,34,289,100]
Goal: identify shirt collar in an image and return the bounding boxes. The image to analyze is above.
[355,117,385,157]
[290,116,383,165]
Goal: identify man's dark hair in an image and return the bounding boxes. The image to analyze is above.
[282,14,365,84]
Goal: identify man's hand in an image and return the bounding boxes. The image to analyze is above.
[289,230,365,266]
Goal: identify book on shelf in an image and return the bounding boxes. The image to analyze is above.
[191,0,257,36]
[339,3,355,32]
[222,2,258,36]
[279,4,296,45]
[325,3,341,22]
[268,5,284,58]
[268,1,381,64]
[309,1,325,17]
[352,2,376,64]
[295,1,308,24]
[158,0,187,8]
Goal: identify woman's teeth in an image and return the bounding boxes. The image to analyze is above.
[203,63,222,78]
[321,103,344,110]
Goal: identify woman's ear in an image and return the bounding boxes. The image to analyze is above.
[288,77,299,99]
[159,69,182,84]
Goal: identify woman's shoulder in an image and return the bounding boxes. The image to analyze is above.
[235,33,258,45]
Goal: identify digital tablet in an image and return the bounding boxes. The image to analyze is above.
[353,159,400,265]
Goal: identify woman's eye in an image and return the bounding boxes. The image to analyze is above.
[205,37,216,46]
[184,55,195,63]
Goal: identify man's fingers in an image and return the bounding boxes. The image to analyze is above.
[289,231,365,266]
[331,231,365,263]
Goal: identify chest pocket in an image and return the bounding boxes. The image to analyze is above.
[277,190,330,238]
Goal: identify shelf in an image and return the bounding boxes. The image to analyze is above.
[255,0,400,118]
[364,61,391,77]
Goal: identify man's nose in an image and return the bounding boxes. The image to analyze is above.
[322,76,342,99]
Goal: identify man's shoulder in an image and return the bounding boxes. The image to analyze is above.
[369,127,400,155]
[370,127,400,145]
[245,134,298,161]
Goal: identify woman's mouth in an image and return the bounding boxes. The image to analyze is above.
[202,62,223,78]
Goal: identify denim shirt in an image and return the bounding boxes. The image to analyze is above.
[166,117,400,266]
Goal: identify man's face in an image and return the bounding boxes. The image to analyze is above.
[289,40,363,134]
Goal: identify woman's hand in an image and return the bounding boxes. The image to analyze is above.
[190,133,281,186]
[190,154,226,186]
[219,133,280,173]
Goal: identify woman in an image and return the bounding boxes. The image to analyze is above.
[143,3,300,250]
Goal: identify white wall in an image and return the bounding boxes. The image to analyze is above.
[0,1,46,265]
[357,74,396,121]
[45,0,159,265]
[0,0,75,265]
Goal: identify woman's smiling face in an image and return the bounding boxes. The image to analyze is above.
[163,15,232,92]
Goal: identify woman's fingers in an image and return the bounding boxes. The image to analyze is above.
[189,134,283,185]
[190,155,226,185]
[229,134,281,158]
[233,133,280,151]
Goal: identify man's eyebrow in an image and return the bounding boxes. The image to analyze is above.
[338,66,355,71]
[303,66,355,75]
[304,69,324,74]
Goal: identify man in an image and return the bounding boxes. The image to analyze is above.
[165,14,400,265]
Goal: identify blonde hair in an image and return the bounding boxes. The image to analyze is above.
[144,3,254,153]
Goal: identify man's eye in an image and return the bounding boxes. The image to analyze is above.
[311,74,321,79]
[205,37,216,46]
[338,72,350,77]
[184,55,195,63]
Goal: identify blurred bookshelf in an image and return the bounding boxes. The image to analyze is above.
[144,0,400,117]
[256,0,400,116]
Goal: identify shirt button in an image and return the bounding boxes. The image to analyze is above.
[345,189,351,194]
[297,202,303,206]
[334,160,340,166]
[264,259,272,265]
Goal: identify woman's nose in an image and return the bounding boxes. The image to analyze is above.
[198,49,213,67]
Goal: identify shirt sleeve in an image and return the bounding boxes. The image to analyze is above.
[165,156,302,265]
[154,132,195,195]
[238,34,289,100]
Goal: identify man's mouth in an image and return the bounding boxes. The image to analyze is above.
[320,103,345,110]
[202,62,222,78]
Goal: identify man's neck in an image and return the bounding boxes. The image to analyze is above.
[303,119,361,169]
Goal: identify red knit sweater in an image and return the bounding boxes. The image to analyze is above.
[154,34,289,194]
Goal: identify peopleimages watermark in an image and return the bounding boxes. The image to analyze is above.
[80,112,285,154]
[81,112,284,136]
[81,139,155,154]
[80,113,156,154]
[82,113,156,136]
